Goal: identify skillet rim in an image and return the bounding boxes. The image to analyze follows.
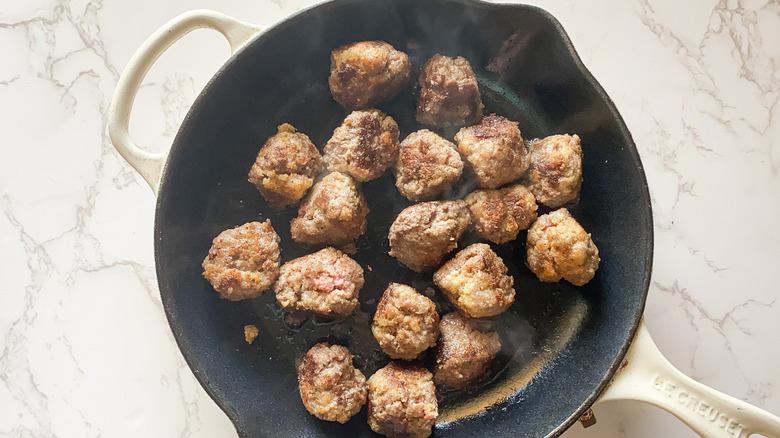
[153,0,654,436]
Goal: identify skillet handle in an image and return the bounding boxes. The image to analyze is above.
[600,321,780,437]
[107,10,264,193]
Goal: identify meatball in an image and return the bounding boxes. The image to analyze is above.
[274,247,364,318]
[202,220,280,301]
[371,283,439,360]
[329,41,411,110]
[290,172,370,247]
[323,110,400,182]
[525,134,583,207]
[367,362,438,438]
[433,243,515,318]
[298,343,367,423]
[394,130,463,202]
[247,123,323,208]
[465,184,538,244]
[416,54,483,127]
[388,200,470,272]
[455,114,529,189]
[526,208,599,286]
[434,312,501,389]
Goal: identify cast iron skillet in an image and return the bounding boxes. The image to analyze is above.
[150,0,652,436]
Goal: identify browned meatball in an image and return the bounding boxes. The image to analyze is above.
[465,184,538,244]
[329,41,411,110]
[455,114,529,189]
[247,123,324,208]
[526,208,599,286]
[367,362,438,438]
[371,283,439,360]
[388,200,470,272]
[298,343,367,423]
[433,243,515,318]
[202,220,280,301]
[525,134,583,207]
[434,312,501,389]
[274,247,364,318]
[417,54,483,127]
[394,130,463,202]
[323,110,400,182]
[290,172,370,247]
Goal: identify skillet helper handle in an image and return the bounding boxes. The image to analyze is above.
[600,321,780,437]
[108,10,264,193]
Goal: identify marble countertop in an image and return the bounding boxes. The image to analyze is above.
[1,0,778,436]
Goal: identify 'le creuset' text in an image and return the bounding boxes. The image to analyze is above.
[652,375,748,437]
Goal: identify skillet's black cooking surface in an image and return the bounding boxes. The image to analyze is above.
[154,0,653,436]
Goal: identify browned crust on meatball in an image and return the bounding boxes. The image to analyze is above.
[433,243,515,318]
[394,130,463,202]
[388,200,470,272]
[247,123,324,208]
[323,110,400,182]
[202,220,281,301]
[416,54,484,128]
[298,343,368,423]
[525,134,583,207]
[465,184,538,244]
[454,114,529,189]
[329,41,411,110]
[526,208,599,286]
[367,362,438,438]
[290,172,370,247]
[434,312,501,389]
[273,247,365,318]
[371,283,440,360]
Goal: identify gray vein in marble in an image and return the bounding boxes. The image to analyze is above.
[637,0,780,174]
[0,76,21,86]
[0,196,55,437]
[653,278,777,394]
[1,1,777,437]
[161,73,196,139]
[683,245,728,273]
[680,117,723,157]
[0,1,201,435]
[655,279,777,337]
[643,114,698,231]
[652,281,703,378]
[174,363,199,438]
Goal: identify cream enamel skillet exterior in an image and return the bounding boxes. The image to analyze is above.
[108,6,780,438]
